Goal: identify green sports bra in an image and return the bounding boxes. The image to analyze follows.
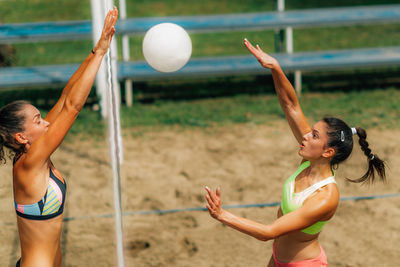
[281,161,336,235]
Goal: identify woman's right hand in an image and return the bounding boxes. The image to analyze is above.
[94,7,119,55]
[205,186,224,221]
[244,38,279,70]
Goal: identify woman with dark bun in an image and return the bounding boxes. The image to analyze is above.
[0,7,118,267]
[205,38,386,267]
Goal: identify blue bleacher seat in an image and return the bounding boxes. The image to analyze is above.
[2,47,400,88]
[1,5,400,43]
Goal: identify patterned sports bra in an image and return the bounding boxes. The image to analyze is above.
[14,166,66,220]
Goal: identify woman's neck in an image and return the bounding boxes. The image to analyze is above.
[305,159,333,181]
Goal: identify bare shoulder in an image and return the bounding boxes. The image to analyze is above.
[310,183,339,208]
[13,155,48,193]
[303,183,339,220]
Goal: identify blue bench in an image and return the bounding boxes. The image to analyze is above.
[1,4,400,91]
[2,5,400,43]
[2,47,400,88]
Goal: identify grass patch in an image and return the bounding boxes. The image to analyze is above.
[13,40,93,66]
[66,88,400,137]
[294,24,400,52]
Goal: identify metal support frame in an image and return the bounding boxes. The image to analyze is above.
[119,0,133,106]
[276,0,302,95]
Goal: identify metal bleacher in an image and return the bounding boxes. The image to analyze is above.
[1,4,400,90]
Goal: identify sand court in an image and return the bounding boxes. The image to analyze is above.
[1,121,399,266]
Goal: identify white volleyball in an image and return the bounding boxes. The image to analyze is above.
[142,23,192,73]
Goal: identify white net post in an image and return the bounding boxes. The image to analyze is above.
[90,0,109,118]
[91,0,125,266]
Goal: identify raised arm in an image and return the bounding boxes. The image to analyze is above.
[205,186,338,241]
[23,7,118,169]
[244,39,311,144]
[44,52,95,124]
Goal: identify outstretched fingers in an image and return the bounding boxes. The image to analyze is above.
[244,38,264,55]
[110,7,118,26]
[205,186,219,204]
[104,7,118,37]
[244,38,258,55]
[205,186,222,218]
[95,7,119,54]
[244,38,278,69]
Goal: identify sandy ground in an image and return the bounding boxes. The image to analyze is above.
[1,121,399,267]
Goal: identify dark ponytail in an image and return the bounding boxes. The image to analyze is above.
[347,127,386,184]
[0,100,29,164]
[323,117,386,184]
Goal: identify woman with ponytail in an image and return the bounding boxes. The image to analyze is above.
[323,118,386,184]
[0,8,118,267]
[205,39,386,266]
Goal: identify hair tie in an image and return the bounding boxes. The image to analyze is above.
[340,131,345,142]
[351,127,357,136]
[370,154,375,161]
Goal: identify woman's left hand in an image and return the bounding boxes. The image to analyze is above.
[94,6,119,55]
[205,186,223,220]
[244,38,279,70]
